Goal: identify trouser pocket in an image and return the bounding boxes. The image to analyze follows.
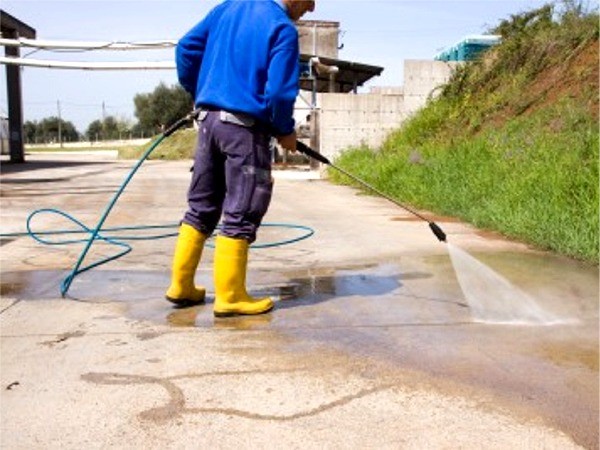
[242,165,273,223]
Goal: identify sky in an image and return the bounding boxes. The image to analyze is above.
[1,0,552,133]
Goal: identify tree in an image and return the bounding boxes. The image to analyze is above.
[26,117,80,143]
[130,122,152,139]
[86,120,102,141]
[134,83,193,135]
[23,121,37,144]
[85,116,131,141]
[102,116,120,140]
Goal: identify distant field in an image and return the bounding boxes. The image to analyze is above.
[25,138,151,152]
[22,139,150,155]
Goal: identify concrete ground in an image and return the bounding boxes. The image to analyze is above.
[1,153,598,449]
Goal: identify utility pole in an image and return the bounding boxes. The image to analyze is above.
[57,99,63,148]
[101,101,107,142]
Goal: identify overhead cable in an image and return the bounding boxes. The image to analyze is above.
[0,57,175,70]
[0,38,177,51]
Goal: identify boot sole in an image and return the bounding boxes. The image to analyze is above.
[213,304,274,318]
[165,296,205,308]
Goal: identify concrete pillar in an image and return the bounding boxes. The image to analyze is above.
[309,108,320,170]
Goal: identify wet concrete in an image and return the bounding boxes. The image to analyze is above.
[1,154,598,449]
[2,250,597,447]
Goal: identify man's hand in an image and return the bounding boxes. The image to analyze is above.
[277,131,297,153]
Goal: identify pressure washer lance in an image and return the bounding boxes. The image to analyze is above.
[295,141,447,243]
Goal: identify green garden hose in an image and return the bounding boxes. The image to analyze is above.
[1,111,314,297]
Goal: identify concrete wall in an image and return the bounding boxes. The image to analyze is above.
[403,60,459,115]
[316,60,460,163]
[297,20,340,58]
[318,92,407,162]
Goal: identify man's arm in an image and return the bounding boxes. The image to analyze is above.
[176,8,219,97]
[266,24,300,140]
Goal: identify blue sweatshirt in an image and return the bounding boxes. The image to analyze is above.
[176,0,299,135]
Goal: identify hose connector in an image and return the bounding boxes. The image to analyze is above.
[163,109,201,137]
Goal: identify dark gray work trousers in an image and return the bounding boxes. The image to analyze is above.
[182,110,273,243]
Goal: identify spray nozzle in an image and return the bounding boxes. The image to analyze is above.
[429,222,447,242]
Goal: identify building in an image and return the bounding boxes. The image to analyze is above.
[434,35,501,62]
[0,113,8,155]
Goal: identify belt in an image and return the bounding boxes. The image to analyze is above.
[219,110,255,127]
[197,108,256,128]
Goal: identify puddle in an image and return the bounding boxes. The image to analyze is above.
[1,251,595,330]
[0,264,413,328]
[0,262,470,332]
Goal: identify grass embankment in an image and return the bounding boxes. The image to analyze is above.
[330,5,599,263]
[118,128,197,160]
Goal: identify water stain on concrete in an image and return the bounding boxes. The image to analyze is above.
[537,341,599,371]
[40,330,86,347]
[81,368,396,424]
[0,279,23,297]
[0,238,17,247]
[1,251,598,448]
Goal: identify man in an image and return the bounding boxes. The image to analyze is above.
[166,0,315,317]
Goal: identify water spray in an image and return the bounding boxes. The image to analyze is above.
[294,143,576,326]
[295,141,447,243]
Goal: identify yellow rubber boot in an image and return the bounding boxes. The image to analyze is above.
[165,223,207,306]
[213,235,274,317]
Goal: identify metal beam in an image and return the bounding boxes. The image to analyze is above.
[1,9,36,163]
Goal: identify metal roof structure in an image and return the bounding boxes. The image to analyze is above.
[299,53,383,94]
[1,10,36,39]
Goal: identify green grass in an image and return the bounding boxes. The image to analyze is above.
[26,145,129,152]
[25,129,197,160]
[118,128,196,160]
